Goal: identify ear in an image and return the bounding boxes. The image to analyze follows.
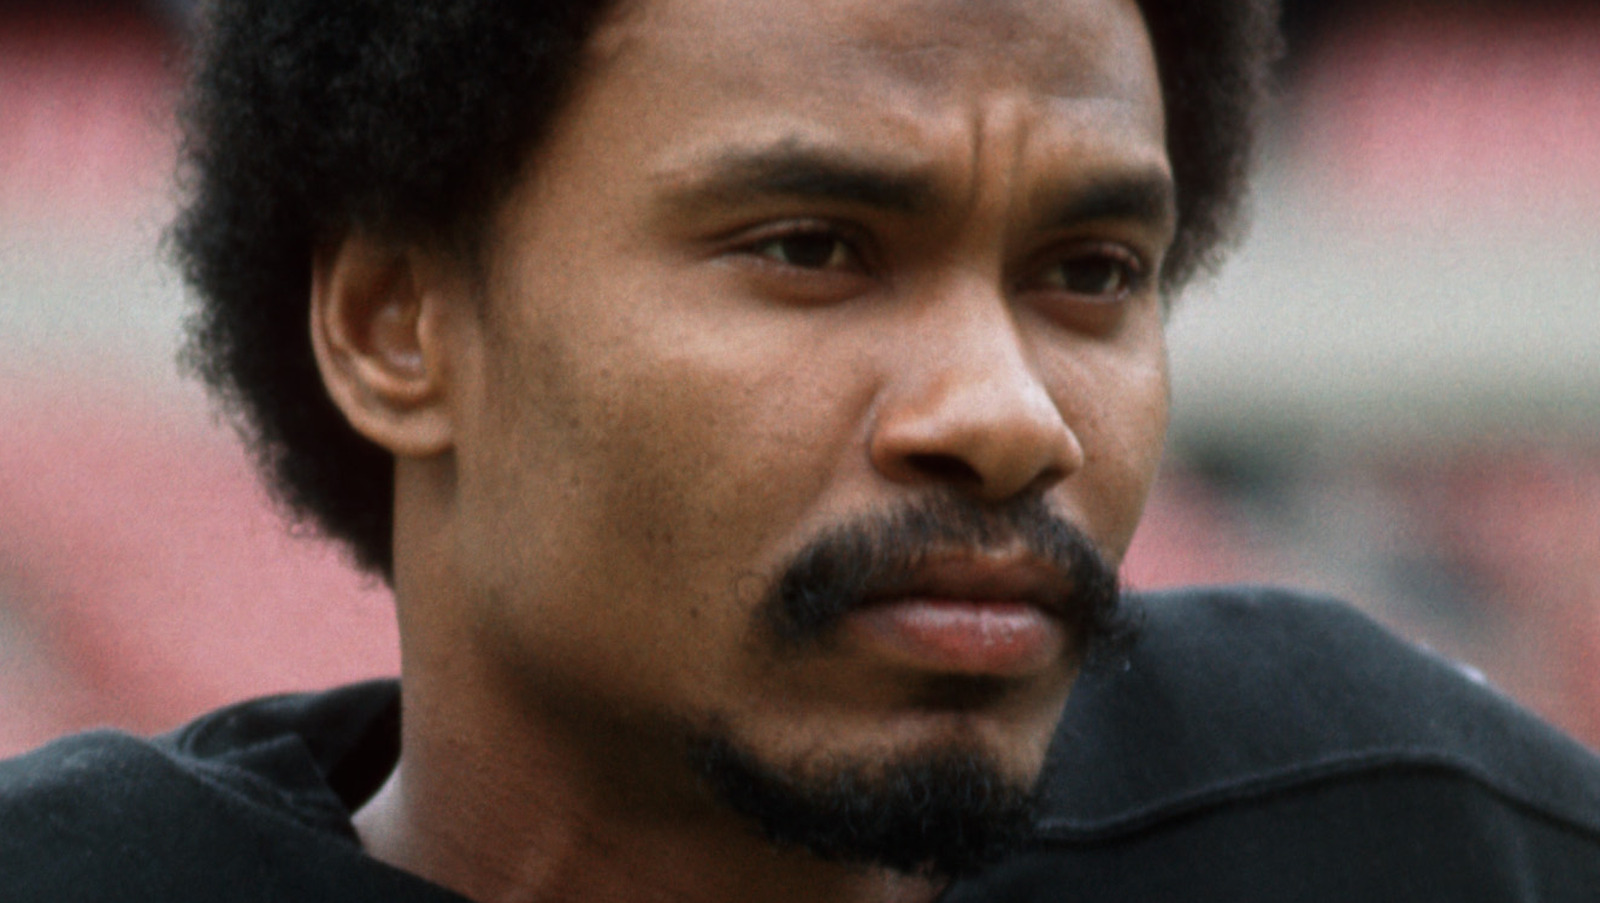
[310,233,458,458]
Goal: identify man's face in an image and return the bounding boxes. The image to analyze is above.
[437,0,1170,867]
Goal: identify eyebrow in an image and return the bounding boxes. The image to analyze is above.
[1034,170,1177,233]
[656,142,1176,231]
[657,144,936,216]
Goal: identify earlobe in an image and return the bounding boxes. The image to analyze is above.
[310,234,457,458]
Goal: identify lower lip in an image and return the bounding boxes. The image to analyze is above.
[843,599,1066,677]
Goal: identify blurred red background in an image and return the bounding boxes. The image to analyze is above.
[3,1,1598,755]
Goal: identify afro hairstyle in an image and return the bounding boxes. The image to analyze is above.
[172,0,1282,579]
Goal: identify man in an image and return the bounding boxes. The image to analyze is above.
[3,0,1599,900]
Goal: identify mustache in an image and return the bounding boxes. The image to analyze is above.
[759,493,1129,657]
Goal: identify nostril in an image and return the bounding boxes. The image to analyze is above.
[904,453,982,487]
[1027,463,1069,494]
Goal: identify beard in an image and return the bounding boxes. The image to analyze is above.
[686,493,1126,878]
[686,730,1039,878]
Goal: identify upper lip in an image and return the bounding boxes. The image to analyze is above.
[867,551,1074,617]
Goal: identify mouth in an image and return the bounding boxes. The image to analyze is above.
[841,554,1076,679]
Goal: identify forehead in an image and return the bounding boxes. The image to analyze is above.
[596,0,1156,89]
[573,0,1167,171]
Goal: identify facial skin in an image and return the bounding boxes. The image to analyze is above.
[314,0,1173,899]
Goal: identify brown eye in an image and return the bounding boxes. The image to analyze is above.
[753,232,855,270]
[1038,249,1144,300]
[726,221,875,307]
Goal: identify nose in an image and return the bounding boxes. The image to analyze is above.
[869,291,1084,502]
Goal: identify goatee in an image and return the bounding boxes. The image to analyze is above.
[685,493,1125,877]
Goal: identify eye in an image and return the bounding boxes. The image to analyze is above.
[745,228,861,272]
[1034,246,1146,301]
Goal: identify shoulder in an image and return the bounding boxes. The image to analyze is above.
[0,729,215,899]
[971,586,1600,901]
[0,681,410,902]
[1046,585,1600,833]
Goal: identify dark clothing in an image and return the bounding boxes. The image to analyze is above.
[947,586,1600,902]
[5,586,1600,901]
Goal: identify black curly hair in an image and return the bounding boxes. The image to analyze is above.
[173,0,1282,580]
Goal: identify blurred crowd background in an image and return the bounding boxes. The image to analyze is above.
[2,0,1598,755]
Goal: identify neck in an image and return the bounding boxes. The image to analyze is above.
[371,466,948,903]
[352,675,947,903]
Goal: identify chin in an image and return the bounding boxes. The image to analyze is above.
[852,668,1072,780]
[683,716,1046,878]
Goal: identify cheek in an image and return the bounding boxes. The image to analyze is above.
[467,291,874,624]
[446,334,827,710]
[584,331,874,581]
[1052,326,1169,564]
[491,330,883,710]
